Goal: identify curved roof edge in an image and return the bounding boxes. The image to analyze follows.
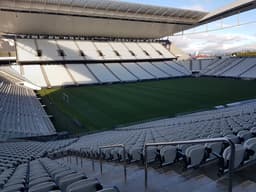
[198,0,256,25]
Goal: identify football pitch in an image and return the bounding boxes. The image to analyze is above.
[38,77,256,134]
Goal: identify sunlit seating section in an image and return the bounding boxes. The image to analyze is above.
[23,65,47,87]
[57,40,84,60]
[109,42,136,60]
[94,42,120,60]
[124,42,150,59]
[150,43,176,58]
[37,39,63,61]
[43,65,74,87]
[16,39,40,62]
[138,43,163,59]
[76,41,103,60]
[66,64,98,84]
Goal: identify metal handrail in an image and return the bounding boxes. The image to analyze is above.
[80,147,95,171]
[99,144,127,182]
[144,137,235,192]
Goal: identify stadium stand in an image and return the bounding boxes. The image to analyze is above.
[1,0,256,191]
[109,42,136,60]
[16,39,175,63]
[0,139,120,192]
[37,39,63,61]
[22,65,48,87]
[150,42,176,58]
[94,42,120,60]
[87,64,120,83]
[0,81,56,140]
[16,39,40,62]
[62,100,256,170]
[136,62,169,78]
[200,57,256,78]
[121,62,154,80]
[43,65,74,87]
[56,40,84,61]
[151,62,185,77]
[10,62,191,87]
[105,63,137,82]
[65,64,98,85]
[166,61,192,75]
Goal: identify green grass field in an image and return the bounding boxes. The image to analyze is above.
[39,77,256,134]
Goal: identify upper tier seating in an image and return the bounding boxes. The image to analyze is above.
[16,39,175,62]
[37,39,63,61]
[16,39,40,62]
[57,40,84,61]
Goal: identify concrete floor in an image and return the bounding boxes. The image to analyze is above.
[58,157,256,192]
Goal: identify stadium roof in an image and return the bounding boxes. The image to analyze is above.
[199,0,256,25]
[0,0,255,39]
[0,0,207,39]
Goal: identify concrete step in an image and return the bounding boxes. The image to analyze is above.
[58,157,256,192]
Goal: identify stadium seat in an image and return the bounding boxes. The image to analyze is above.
[185,145,205,168]
[160,146,177,165]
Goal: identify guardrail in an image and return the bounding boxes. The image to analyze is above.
[144,138,235,192]
[99,144,127,182]
[80,147,95,171]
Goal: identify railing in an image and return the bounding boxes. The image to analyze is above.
[99,144,127,182]
[144,138,235,192]
[80,147,95,171]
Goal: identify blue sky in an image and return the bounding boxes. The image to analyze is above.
[121,0,256,54]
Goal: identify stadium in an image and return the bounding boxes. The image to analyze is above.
[0,0,256,191]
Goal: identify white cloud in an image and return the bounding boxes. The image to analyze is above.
[170,33,256,54]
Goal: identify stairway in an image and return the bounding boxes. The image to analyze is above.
[57,157,256,192]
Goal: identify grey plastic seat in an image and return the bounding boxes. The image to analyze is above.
[237,130,253,142]
[129,147,142,162]
[66,178,102,192]
[244,138,256,161]
[205,142,223,160]
[28,181,58,192]
[185,145,205,168]
[58,173,86,191]
[29,176,52,188]
[98,187,119,192]
[54,170,76,183]
[225,134,240,144]
[1,183,25,192]
[160,146,177,165]
[222,144,245,169]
